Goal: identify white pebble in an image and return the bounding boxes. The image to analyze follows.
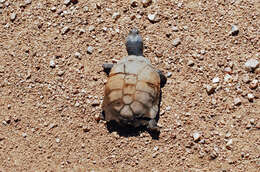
[193,132,201,142]
[10,13,16,21]
[244,58,259,72]
[212,77,220,83]
[247,93,254,102]
[234,98,241,106]
[87,46,93,54]
[172,38,181,47]
[49,59,55,68]
[74,52,81,59]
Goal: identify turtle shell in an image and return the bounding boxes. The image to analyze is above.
[102,55,161,127]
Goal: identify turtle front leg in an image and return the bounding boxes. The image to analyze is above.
[157,70,167,88]
[103,63,114,75]
[147,119,160,132]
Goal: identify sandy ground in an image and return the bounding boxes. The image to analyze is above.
[0,0,259,171]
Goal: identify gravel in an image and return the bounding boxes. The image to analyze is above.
[172,38,181,47]
[230,25,239,36]
[244,59,259,72]
[87,46,93,54]
[10,13,16,21]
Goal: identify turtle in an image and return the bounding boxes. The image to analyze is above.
[101,28,167,132]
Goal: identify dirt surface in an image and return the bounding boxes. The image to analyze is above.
[0,0,260,171]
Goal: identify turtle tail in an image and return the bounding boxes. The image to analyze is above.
[125,28,143,56]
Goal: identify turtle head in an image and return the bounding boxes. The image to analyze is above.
[125,28,143,56]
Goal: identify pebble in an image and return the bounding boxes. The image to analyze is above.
[226,139,233,150]
[83,126,90,132]
[88,25,95,32]
[22,133,27,138]
[75,101,80,107]
[130,0,138,7]
[92,99,100,106]
[187,60,194,66]
[10,13,16,21]
[249,118,255,125]
[171,26,179,32]
[224,67,232,74]
[87,46,93,54]
[225,132,231,138]
[172,38,181,47]
[57,70,64,76]
[50,7,56,12]
[25,0,31,5]
[148,13,160,22]
[49,59,55,68]
[74,52,81,59]
[230,25,239,36]
[244,58,259,72]
[165,106,171,111]
[142,0,152,7]
[206,85,215,94]
[247,93,254,102]
[166,72,172,78]
[234,97,241,106]
[61,26,70,35]
[193,132,201,142]
[112,12,120,20]
[249,79,258,89]
[64,0,71,5]
[55,138,60,143]
[212,77,220,83]
[242,74,250,83]
[224,74,232,82]
[83,6,89,12]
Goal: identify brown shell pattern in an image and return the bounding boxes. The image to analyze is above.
[102,55,160,123]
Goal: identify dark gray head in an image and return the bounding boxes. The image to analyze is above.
[125,28,143,56]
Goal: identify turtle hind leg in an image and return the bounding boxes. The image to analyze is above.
[157,70,167,88]
[147,119,160,132]
[103,63,113,75]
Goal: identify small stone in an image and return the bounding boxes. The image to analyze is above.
[24,0,31,5]
[249,79,258,89]
[187,60,194,66]
[172,38,181,47]
[225,132,231,138]
[83,6,89,12]
[247,93,254,102]
[152,152,159,158]
[112,132,119,138]
[148,13,160,22]
[166,72,172,78]
[49,59,55,68]
[249,119,255,125]
[230,25,239,36]
[83,126,90,132]
[212,77,220,83]
[224,67,232,74]
[57,70,64,76]
[142,0,152,7]
[226,139,233,150]
[210,149,218,160]
[92,99,100,106]
[64,0,71,5]
[22,133,27,138]
[171,26,179,32]
[224,74,232,82]
[234,98,241,106]
[193,132,201,142]
[130,0,138,7]
[7,104,11,109]
[94,114,101,122]
[88,25,95,32]
[74,52,81,59]
[112,12,120,20]
[55,138,60,143]
[10,13,16,21]
[50,7,56,12]
[206,85,215,95]
[75,102,80,107]
[61,26,70,35]
[244,59,259,72]
[87,46,93,54]
[242,74,250,83]
[165,106,171,111]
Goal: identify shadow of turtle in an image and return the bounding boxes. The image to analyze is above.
[106,121,160,139]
